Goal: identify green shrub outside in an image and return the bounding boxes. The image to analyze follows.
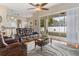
[48,32,66,37]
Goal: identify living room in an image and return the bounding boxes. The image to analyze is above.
[0,3,79,56]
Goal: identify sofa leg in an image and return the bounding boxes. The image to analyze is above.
[35,44,36,48]
[41,46,43,51]
[50,38,52,45]
[35,42,36,48]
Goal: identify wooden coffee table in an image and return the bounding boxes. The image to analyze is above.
[35,38,49,51]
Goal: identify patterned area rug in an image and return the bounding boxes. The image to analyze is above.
[27,42,79,56]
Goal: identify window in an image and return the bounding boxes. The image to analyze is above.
[8,20,17,28]
[40,17,45,32]
[48,13,67,37]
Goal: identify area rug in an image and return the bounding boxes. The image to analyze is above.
[27,42,79,56]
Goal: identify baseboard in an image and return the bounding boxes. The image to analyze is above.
[72,44,79,48]
[66,42,79,48]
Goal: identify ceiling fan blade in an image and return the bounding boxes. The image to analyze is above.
[41,3,48,6]
[41,8,49,10]
[29,3,36,7]
[27,8,35,10]
[36,4,40,6]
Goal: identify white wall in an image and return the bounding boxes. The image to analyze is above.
[0,5,7,27]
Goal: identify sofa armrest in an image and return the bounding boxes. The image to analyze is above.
[6,42,20,49]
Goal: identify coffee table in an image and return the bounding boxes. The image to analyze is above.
[35,38,49,51]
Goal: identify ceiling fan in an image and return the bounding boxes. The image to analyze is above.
[28,3,49,11]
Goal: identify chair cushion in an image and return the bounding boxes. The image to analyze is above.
[5,39,17,44]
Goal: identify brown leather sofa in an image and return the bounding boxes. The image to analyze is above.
[0,36,26,56]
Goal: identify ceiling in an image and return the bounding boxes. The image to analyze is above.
[0,3,58,17]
